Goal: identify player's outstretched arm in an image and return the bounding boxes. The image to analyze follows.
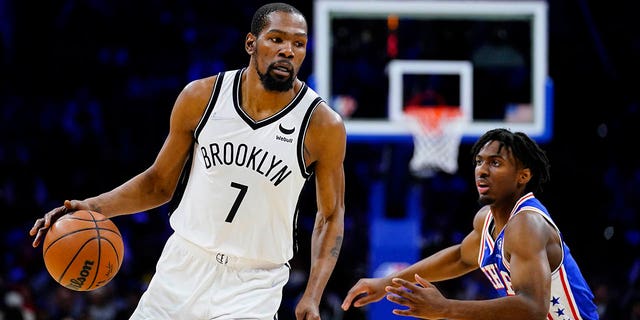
[340,243,477,311]
[341,206,488,311]
[382,209,555,319]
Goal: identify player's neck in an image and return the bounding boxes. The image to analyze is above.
[241,69,300,120]
[489,202,515,224]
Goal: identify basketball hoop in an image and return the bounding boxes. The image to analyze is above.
[403,106,464,178]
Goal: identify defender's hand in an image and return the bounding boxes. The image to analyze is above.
[341,277,388,310]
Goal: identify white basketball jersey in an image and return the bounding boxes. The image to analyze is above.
[168,68,322,264]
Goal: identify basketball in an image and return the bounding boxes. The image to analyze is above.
[42,210,124,291]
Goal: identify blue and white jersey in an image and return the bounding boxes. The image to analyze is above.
[478,192,599,320]
[169,68,322,264]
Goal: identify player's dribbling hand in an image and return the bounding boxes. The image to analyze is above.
[341,277,388,310]
[29,199,83,247]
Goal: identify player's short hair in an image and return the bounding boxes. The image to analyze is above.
[471,128,551,193]
[251,2,305,36]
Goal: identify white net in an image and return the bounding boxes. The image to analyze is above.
[404,107,464,178]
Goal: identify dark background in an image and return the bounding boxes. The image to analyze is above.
[1,0,638,319]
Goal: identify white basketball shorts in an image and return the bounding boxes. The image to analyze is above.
[129,233,289,320]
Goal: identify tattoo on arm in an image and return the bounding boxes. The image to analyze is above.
[330,236,343,258]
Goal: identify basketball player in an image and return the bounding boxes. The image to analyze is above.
[341,128,599,319]
[30,3,346,319]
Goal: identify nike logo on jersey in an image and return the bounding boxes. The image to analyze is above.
[279,123,295,135]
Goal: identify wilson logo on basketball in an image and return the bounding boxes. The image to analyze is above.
[67,260,95,290]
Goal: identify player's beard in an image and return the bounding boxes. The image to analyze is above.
[478,194,494,206]
[255,59,296,92]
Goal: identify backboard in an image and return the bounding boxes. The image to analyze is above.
[313,0,552,143]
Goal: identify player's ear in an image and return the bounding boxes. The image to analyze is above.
[246,33,256,53]
[519,168,532,185]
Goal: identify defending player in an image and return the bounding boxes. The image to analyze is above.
[342,128,598,319]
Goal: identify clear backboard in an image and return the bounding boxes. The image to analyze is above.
[313,0,553,143]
